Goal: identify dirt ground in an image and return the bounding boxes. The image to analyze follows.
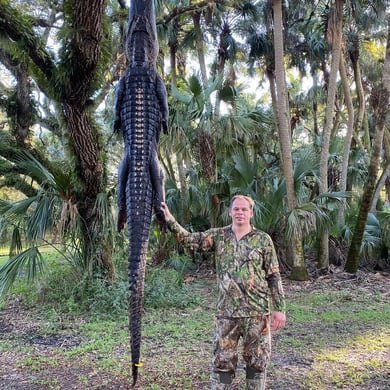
[0,269,389,389]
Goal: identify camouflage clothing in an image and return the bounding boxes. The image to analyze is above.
[212,316,271,373]
[167,221,286,317]
[167,219,285,389]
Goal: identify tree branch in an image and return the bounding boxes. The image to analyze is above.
[159,0,228,25]
[0,2,56,83]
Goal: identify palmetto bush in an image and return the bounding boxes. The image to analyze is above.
[161,145,365,272]
[0,152,116,297]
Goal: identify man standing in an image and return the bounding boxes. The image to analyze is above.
[161,195,286,390]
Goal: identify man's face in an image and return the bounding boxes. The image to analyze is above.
[229,198,254,226]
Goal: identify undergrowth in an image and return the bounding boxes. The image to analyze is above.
[2,252,203,318]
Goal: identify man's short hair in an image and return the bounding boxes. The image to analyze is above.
[229,195,255,210]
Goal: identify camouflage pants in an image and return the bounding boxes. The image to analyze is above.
[211,316,271,390]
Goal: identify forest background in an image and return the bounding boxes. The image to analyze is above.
[0,1,389,389]
[0,0,389,287]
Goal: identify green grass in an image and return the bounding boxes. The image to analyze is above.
[278,284,390,389]
[1,258,389,389]
[0,255,8,265]
[287,289,389,325]
[303,329,390,389]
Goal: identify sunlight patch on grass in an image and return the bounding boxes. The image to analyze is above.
[306,328,390,388]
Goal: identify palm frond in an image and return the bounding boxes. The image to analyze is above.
[0,197,38,226]
[360,213,384,261]
[26,190,56,242]
[15,150,74,197]
[93,192,116,236]
[15,151,56,187]
[58,197,80,240]
[0,247,45,296]
[314,191,353,210]
[9,227,23,257]
[377,210,390,248]
[285,202,330,241]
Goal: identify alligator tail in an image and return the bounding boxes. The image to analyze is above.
[127,175,153,386]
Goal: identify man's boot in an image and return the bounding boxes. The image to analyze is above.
[245,367,266,390]
[210,371,235,390]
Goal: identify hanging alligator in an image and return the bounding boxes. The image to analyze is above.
[113,0,168,385]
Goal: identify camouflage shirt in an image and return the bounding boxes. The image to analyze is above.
[167,220,286,317]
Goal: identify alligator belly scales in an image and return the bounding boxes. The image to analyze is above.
[114,0,168,385]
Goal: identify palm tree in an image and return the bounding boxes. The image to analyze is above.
[345,14,390,273]
[317,0,344,272]
[337,49,354,226]
[272,0,308,280]
[215,145,343,273]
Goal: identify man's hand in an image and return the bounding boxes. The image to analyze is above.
[271,311,286,332]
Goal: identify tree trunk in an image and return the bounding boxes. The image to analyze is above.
[371,130,390,211]
[345,18,390,273]
[192,11,208,85]
[60,0,113,278]
[192,10,217,186]
[0,0,114,278]
[312,73,320,136]
[337,50,354,225]
[371,160,390,212]
[348,35,366,150]
[272,0,308,280]
[318,0,344,272]
[62,103,113,277]
[267,67,279,133]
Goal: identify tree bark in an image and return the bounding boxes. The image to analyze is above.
[348,35,366,150]
[371,130,390,211]
[0,0,114,278]
[337,50,354,225]
[192,10,217,186]
[345,17,390,273]
[61,0,113,277]
[318,0,344,272]
[273,0,308,280]
[370,160,390,213]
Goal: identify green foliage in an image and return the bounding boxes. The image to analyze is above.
[144,265,203,309]
[1,248,203,319]
[1,0,389,292]
[0,246,45,296]
[84,276,129,318]
[0,151,118,296]
[164,252,197,280]
[339,210,390,267]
